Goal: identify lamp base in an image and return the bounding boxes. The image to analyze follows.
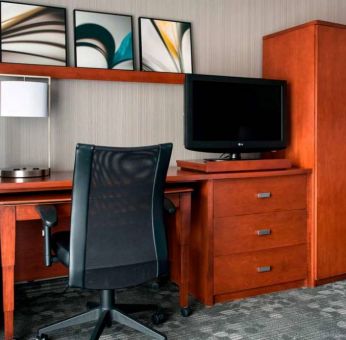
[0,167,50,178]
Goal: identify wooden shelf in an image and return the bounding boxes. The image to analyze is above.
[0,63,185,84]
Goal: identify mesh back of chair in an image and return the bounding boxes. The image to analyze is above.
[68,143,172,289]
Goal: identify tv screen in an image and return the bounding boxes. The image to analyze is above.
[184,74,287,155]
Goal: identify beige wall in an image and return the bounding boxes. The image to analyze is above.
[1,0,346,170]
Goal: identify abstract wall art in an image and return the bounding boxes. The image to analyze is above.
[0,1,67,66]
[139,17,193,73]
[74,10,134,70]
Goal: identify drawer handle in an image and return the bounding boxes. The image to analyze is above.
[257,192,271,199]
[257,266,272,273]
[257,229,271,236]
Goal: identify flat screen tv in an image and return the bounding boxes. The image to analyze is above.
[184,74,287,158]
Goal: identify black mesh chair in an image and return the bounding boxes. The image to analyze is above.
[35,143,173,340]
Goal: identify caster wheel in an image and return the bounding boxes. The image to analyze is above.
[180,306,192,317]
[35,334,49,340]
[152,310,167,325]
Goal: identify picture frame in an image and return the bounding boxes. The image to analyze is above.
[139,17,193,73]
[74,9,135,70]
[0,1,67,66]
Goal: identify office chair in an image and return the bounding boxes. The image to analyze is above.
[35,143,173,340]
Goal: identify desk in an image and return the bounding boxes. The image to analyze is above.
[0,170,193,340]
[1,166,311,339]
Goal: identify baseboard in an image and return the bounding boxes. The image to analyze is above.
[314,273,346,286]
[214,280,305,303]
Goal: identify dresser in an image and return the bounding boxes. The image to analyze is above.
[187,169,309,305]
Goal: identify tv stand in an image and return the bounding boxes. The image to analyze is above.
[176,158,291,173]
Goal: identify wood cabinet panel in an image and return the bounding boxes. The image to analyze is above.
[214,210,307,256]
[263,24,316,169]
[214,245,307,294]
[189,180,215,305]
[315,25,346,279]
[214,175,306,217]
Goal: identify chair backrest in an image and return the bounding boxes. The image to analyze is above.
[68,143,172,289]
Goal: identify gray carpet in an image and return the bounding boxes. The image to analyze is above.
[4,278,346,339]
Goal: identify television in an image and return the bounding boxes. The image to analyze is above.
[184,74,287,159]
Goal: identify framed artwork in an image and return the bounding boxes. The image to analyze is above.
[0,1,67,66]
[139,17,193,73]
[74,10,134,70]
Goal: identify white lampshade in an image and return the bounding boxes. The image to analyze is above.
[0,81,48,117]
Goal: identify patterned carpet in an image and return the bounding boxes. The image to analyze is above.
[4,278,346,339]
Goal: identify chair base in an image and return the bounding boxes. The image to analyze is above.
[36,290,167,340]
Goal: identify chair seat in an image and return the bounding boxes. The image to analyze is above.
[52,231,70,267]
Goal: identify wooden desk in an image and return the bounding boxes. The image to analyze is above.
[0,166,312,339]
[0,170,193,340]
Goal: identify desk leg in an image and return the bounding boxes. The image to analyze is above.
[177,192,191,312]
[0,206,16,340]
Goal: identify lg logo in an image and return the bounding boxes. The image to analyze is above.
[237,142,244,146]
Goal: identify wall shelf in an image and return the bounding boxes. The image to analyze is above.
[0,63,185,85]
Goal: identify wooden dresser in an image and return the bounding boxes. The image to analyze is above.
[187,169,309,305]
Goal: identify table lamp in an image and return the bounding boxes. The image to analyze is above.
[0,74,51,178]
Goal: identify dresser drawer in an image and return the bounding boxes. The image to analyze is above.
[214,210,307,256]
[214,175,307,217]
[214,245,306,294]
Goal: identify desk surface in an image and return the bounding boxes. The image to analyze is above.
[0,166,310,194]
